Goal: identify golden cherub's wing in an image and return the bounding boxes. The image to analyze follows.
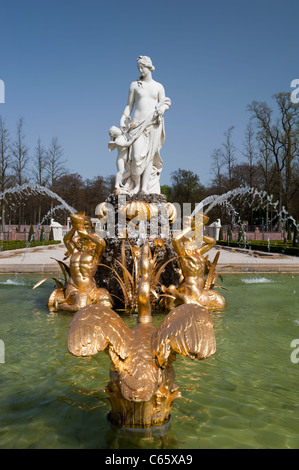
[67,304,133,359]
[152,304,216,368]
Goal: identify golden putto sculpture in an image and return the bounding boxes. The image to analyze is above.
[162,214,226,310]
[33,212,112,311]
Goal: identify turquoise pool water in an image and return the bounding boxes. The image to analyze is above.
[0,273,298,449]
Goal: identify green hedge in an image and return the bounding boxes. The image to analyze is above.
[216,240,299,256]
[0,240,61,252]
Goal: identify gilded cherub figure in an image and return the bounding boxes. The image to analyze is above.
[42,212,112,312]
[162,214,226,310]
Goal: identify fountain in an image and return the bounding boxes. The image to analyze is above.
[1,57,298,447]
[30,56,225,432]
[29,56,299,434]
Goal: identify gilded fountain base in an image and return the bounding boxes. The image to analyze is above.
[105,366,181,429]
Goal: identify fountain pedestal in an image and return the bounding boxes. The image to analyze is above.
[105,365,181,428]
[94,193,180,311]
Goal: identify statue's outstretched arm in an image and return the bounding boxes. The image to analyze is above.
[90,233,106,257]
[172,227,192,256]
[77,228,106,256]
[63,226,76,253]
[120,82,135,128]
[172,215,197,253]
[156,85,171,115]
[198,235,216,255]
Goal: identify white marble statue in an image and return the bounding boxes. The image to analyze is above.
[109,56,171,195]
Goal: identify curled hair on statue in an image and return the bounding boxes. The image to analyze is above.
[137,56,155,85]
[109,125,122,139]
[137,55,155,72]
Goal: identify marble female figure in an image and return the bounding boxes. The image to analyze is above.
[119,56,171,194]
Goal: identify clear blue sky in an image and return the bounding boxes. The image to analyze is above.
[1,0,298,187]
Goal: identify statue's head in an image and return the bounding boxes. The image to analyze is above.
[109,126,122,139]
[84,215,94,232]
[137,55,155,72]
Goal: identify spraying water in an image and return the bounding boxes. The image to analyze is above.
[192,186,298,231]
[0,183,76,214]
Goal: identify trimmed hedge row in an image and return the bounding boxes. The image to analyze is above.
[0,240,61,252]
[217,240,299,256]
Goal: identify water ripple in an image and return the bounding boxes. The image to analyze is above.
[0,273,299,448]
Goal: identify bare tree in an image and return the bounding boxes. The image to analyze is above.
[10,118,30,227]
[11,117,29,186]
[0,117,12,229]
[170,168,205,210]
[210,147,225,190]
[32,138,48,186]
[274,92,299,217]
[52,173,85,218]
[46,137,67,188]
[255,127,276,230]
[45,137,67,223]
[32,138,48,224]
[248,100,284,223]
[248,94,299,224]
[84,175,112,216]
[242,122,256,188]
[221,126,236,190]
